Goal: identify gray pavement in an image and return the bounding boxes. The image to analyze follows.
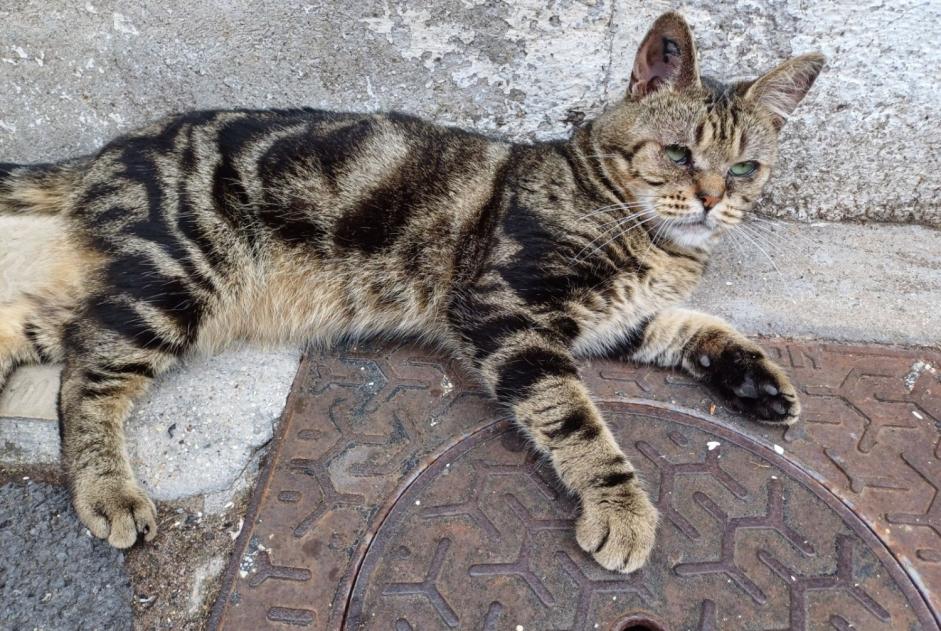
[691,221,941,346]
[0,481,133,631]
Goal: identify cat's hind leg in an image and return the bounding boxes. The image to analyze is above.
[0,298,67,393]
[0,213,91,393]
[0,302,36,392]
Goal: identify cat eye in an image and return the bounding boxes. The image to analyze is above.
[729,161,758,177]
[664,145,691,165]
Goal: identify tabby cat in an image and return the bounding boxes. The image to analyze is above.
[0,12,822,573]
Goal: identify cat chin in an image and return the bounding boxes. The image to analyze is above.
[662,221,719,249]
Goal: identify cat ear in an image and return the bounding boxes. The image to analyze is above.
[744,53,825,130]
[628,12,701,100]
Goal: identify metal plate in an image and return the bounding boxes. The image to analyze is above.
[210,340,940,630]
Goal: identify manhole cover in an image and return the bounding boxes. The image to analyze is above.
[346,408,930,630]
[210,341,940,630]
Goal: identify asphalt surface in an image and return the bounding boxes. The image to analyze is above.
[0,481,133,631]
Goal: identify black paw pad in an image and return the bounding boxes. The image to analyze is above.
[701,346,799,424]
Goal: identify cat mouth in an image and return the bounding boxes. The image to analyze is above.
[673,215,713,229]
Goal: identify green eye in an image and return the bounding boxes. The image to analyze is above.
[729,161,758,176]
[665,145,690,165]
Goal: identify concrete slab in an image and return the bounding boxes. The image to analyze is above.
[0,1,937,225]
[691,221,941,346]
[1,348,302,511]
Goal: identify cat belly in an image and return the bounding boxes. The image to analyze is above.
[0,215,96,365]
[193,251,445,353]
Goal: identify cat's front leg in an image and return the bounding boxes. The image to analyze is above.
[616,308,800,424]
[59,338,169,548]
[450,315,659,572]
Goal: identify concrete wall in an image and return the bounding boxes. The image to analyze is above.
[0,1,937,226]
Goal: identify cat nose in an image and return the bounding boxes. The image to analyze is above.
[696,191,721,211]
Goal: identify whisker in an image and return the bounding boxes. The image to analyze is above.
[574,211,660,262]
[578,201,651,222]
[747,218,818,248]
[735,226,785,280]
[641,214,672,261]
[575,210,662,261]
[738,224,787,255]
[743,220,814,253]
[725,228,748,260]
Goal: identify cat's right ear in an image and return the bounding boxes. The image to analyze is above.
[628,12,701,100]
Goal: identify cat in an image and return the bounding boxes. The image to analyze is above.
[0,12,822,573]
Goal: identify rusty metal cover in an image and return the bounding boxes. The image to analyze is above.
[210,340,940,630]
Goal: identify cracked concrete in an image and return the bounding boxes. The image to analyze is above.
[0,1,937,225]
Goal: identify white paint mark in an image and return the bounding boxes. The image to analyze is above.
[441,375,454,395]
[112,12,140,36]
[707,441,721,451]
[229,517,245,541]
[903,361,934,391]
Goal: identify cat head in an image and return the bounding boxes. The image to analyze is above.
[591,12,824,248]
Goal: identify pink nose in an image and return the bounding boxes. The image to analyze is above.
[697,191,721,211]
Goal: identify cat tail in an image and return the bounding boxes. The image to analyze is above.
[0,159,85,216]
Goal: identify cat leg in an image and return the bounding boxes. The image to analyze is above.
[449,309,658,573]
[0,300,50,393]
[59,336,175,548]
[617,308,800,424]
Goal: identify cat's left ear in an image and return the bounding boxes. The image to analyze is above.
[744,53,826,130]
[628,12,701,100]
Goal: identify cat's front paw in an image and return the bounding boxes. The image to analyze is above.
[576,483,659,573]
[72,474,158,548]
[695,342,800,425]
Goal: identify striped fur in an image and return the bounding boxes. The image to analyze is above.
[0,12,821,572]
